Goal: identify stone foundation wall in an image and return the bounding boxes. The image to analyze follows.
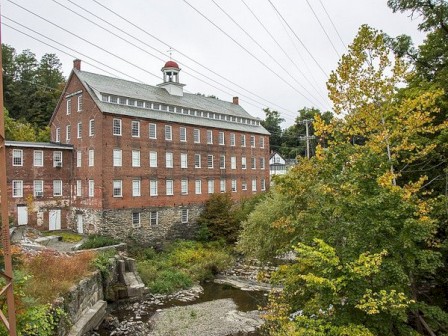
[69,207,103,233]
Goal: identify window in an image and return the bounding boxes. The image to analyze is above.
[55,127,61,142]
[89,119,95,136]
[66,98,71,114]
[66,125,71,142]
[77,94,83,112]
[12,149,23,166]
[194,154,201,168]
[231,179,237,192]
[113,149,122,167]
[241,134,246,147]
[195,180,202,194]
[12,180,23,197]
[242,180,247,191]
[181,153,188,168]
[113,119,122,136]
[166,180,174,195]
[194,129,200,143]
[132,179,141,196]
[128,99,135,106]
[113,180,122,197]
[89,180,95,197]
[89,149,94,167]
[241,156,247,170]
[218,131,225,145]
[261,178,266,191]
[260,136,265,148]
[260,157,265,170]
[231,156,236,170]
[149,151,158,168]
[250,135,256,148]
[207,155,214,169]
[53,180,62,196]
[181,209,189,223]
[208,179,214,194]
[251,157,256,169]
[207,130,213,144]
[150,180,158,196]
[149,123,157,139]
[131,120,140,137]
[76,180,82,197]
[34,180,43,197]
[132,150,141,167]
[181,179,188,195]
[220,155,226,169]
[252,179,257,192]
[77,122,82,138]
[150,211,158,226]
[76,151,82,167]
[230,133,235,146]
[166,152,173,168]
[33,150,43,167]
[53,151,62,167]
[180,127,187,142]
[132,212,141,228]
[220,179,226,193]
[165,125,172,140]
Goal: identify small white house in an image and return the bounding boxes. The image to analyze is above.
[269,152,287,177]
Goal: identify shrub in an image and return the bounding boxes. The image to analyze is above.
[91,250,116,278]
[78,234,120,249]
[43,230,83,243]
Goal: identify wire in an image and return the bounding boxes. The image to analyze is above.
[318,0,347,51]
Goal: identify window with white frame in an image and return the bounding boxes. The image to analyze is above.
[149,123,157,139]
[132,150,141,167]
[260,157,265,170]
[12,149,23,166]
[34,180,43,197]
[251,157,256,169]
[166,180,174,195]
[150,211,158,226]
[180,153,188,168]
[150,180,158,196]
[149,151,157,168]
[53,180,63,196]
[131,120,140,137]
[220,179,226,193]
[241,156,247,170]
[250,135,255,148]
[132,179,141,196]
[181,209,189,223]
[113,119,122,136]
[220,155,225,169]
[66,98,71,115]
[195,180,202,194]
[260,136,265,148]
[261,178,266,191]
[241,134,246,147]
[218,131,225,145]
[33,150,43,167]
[166,152,173,168]
[165,125,172,140]
[113,149,122,167]
[53,151,62,167]
[132,212,141,228]
[113,180,122,197]
[180,179,188,195]
[231,179,237,192]
[89,149,94,167]
[55,127,61,142]
[77,94,83,112]
[89,119,95,136]
[76,180,82,197]
[77,122,82,138]
[208,179,214,194]
[12,180,23,197]
[89,180,95,197]
[230,133,235,146]
[194,154,201,168]
[231,156,236,170]
[207,155,214,168]
[180,127,187,142]
[193,129,200,143]
[242,180,247,191]
[66,125,71,142]
[207,130,213,144]
[76,151,82,167]
[252,179,257,192]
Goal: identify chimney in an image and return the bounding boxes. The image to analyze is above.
[232,96,239,105]
[73,59,81,71]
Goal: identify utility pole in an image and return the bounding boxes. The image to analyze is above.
[298,119,315,159]
[0,11,18,336]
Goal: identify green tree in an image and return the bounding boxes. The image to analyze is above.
[261,108,284,152]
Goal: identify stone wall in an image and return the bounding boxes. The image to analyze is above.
[69,207,103,233]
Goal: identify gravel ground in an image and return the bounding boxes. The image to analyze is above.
[148,298,263,336]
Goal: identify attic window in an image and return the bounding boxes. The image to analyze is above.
[153,103,160,110]
[189,110,195,116]
[119,97,126,104]
[110,96,118,103]
[220,114,225,120]
[128,99,135,106]
[168,106,174,112]
[145,102,152,109]
[102,95,109,102]
[161,105,167,111]
[137,100,144,107]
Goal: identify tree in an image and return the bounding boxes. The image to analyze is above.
[260,108,284,152]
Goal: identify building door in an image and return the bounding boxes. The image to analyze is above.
[49,209,61,231]
[77,214,84,234]
[17,205,28,226]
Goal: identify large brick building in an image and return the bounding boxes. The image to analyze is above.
[46,59,270,243]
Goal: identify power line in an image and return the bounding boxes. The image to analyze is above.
[318,0,347,51]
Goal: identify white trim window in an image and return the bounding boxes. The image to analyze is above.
[66,125,71,142]
[250,135,256,148]
[195,179,202,194]
[231,156,236,170]
[53,180,62,196]
[149,123,157,139]
[113,149,122,167]
[76,180,82,197]
[132,212,141,228]
[33,150,43,167]
[260,157,265,170]
[194,154,201,168]
[77,122,82,139]
[207,130,213,144]
[220,179,226,193]
[231,179,237,192]
[220,155,225,169]
[66,98,71,115]
[77,94,83,112]
[241,134,246,147]
[131,120,140,137]
[180,127,187,142]
[261,178,266,191]
[89,180,95,197]
[207,155,214,169]
[53,151,62,167]
[180,153,188,169]
[165,125,172,141]
[150,180,158,196]
[88,149,94,167]
[260,136,265,148]
[34,180,44,197]
[150,211,158,226]
[55,127,61,142]
[12,180,23,197]
[181,209,189,223]
[76,150,82,167]
[181,179,188,195]
[242,180,248,191]
[149,151,158,168]
[113,180,122,197]
[230,133,235,146]
[252,179,257,192]
[12,149,23,166]
[89,119,95,136]
[251,157,256,169]
[132,179,141,197]
[166,152,173,168]
[218,131,225,145]
[193,129,200,143]
[166,179,174,196]
[132,150,141,167]
[113,118,122,136]
[208,179,214,194]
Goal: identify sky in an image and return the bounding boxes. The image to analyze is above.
[2,0,426,126]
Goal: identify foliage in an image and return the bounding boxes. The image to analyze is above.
[90,250,116,279]
[4,108,50,142]
[42,230,83,243]
[261,108,284,151]
[78,234,120,250]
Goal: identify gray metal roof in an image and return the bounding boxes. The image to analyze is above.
[75,70,270,135]
[6,141,74,150]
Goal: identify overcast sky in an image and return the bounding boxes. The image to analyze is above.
[2,0,425,126]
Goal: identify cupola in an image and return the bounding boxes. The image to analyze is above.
[157,60,185,96]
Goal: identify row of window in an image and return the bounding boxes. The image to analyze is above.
[56,119,95,143]
[12,180,65,198]
[101,94,261,127]
[112,149,266,170]
[12,149,63,167]
[66,94,83,115]
[131,208,189,228]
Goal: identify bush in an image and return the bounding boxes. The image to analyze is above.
[43,230,83,243]
[78,234,120,249]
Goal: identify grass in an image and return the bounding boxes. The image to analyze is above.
[42,230,83,243]
[78,234,120,249]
